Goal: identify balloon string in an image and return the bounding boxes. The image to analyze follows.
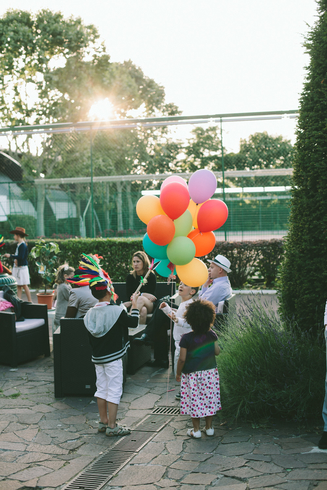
[166,280,175,407]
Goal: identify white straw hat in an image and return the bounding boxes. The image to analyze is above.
[207,254,231,273]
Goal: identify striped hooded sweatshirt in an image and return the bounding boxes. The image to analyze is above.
[84,302,139,364]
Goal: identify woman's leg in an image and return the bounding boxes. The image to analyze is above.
[205,415,213,430]
[23,284,32,302]
[136,296,154,324]
[17,285,22,299]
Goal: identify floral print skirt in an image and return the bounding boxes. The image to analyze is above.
[180,367,221,418]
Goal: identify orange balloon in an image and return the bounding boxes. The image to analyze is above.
[176,258,208,288]
[187,199,205,228]
[136,195,165,224]
[188,228,216,257]
[147,215,175,246]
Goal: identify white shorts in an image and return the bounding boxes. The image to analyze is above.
[12,266,30,286]
[94,359,123,404]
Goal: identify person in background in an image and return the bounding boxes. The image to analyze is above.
[84,275,140,437]
[125,251,157,325]
[53,264,75,330]
[176,299,221,439]
[4,227,32,302]
[199,254,232,308]
[318,299,327,449]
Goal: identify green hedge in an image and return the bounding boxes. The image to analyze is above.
[2,238,284,289]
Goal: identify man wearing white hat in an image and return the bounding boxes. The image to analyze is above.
[198,254,232,307]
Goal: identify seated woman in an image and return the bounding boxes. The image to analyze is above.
[125,251,157,325]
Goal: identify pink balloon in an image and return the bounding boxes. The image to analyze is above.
[188,169,217,204]
[197,199,228,232]
[160,182,190,220]
[161,176,188,190]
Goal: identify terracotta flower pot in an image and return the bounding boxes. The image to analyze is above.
[36,292,54,309]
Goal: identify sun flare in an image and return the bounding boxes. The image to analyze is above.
[88,98,115,121]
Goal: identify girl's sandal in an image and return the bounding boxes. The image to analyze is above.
[105,424,131,437]
[187,429,201,439]
[202,427,214,436]
[98,422,108,433]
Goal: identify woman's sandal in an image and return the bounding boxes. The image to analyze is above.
[187,429,201,439]
[98,422,108,433]
[105,424,131,437]
[202,427,214,436]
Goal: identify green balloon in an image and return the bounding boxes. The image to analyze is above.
[174,209,193,237]
[167,236,196,266]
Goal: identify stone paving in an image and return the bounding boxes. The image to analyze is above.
[0,351,327,490]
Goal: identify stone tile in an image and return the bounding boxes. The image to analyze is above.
[167,468,187,480]
[206,455,248,470]
[221,467,261,479]
[182,472,217,485]
[242,454,271,462]
[111,465,166,486]
[16,452,51,464]
[33,432,52,445]
[0,432,23,443]
[315,483,327,490]
[222,435,251,443]
[37,455,94,487]
[171,460,198,471]
[0,441,26,452]
[0,481,22,490]
[166,440,184,454]
[0,421,9,433]
[247,461,285,474]
[130,442,165,464]
[121,393,142,402]
[26,443,69,454]
[9,465,52,481]
[0,462,28,477]
[59,440,85,451]
[184,438,220,453]
[278,482,310,490]
[17,412,44,424]
[297,453,327,464]
[123,384,149,396]
[182,454,212,462]
[252,444,281,455]
[42,460,66,470]
[14,428,38,441]
[124,409,153,419]
[21,477,39,488]
[116,486,158,490]
[0,450,24,462]
[60,414,87,425]
[270,455,307,469]
[214,442,255,456]
[51,401,72,410]
[152,426,178,442]
[307,463,327,469]
[250,435,276,444]
[213,476,246,487]
[180,486,206,490]
[33,404,55,413]
[150,454,179,466]
[248,475,288,488]
[157,479,179,487]
[286,469,327,480]
[213,485,247,490]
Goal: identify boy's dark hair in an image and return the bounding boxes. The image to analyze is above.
[184,299,216,334]
[90,286,108,300]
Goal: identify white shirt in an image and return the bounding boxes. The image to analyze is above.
[173,298,193,350]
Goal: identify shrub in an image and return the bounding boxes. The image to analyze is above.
[279,1,327,334]
[218,297,325,421]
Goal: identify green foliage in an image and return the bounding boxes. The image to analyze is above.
[30,240,61,293]
[3,238,286,289]
[218,297,325,421]
[279,1,327,334]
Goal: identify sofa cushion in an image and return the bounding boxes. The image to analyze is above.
[16,319,45,333]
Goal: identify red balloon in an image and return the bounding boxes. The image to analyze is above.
[188,228,216,257]
[197,199,228,232]
[160,182,190,220]
[147,215,175,246]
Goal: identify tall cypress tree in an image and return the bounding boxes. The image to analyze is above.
[279,0,327,334]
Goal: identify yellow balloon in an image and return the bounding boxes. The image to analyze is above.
[187,199,205,228]
[176,258,208,287]
[136,196,165,224]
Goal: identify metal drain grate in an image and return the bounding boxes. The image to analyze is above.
[135,414,170,432]
[64,450,133,490]
[152,406,180,415]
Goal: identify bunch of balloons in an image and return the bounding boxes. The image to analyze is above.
[136,169,228,288]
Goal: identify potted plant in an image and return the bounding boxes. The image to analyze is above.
[30,240,61,309]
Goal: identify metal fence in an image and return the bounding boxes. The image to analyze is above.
[0,110,297,240]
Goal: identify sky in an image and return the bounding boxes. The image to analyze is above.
[0,0,319,151]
